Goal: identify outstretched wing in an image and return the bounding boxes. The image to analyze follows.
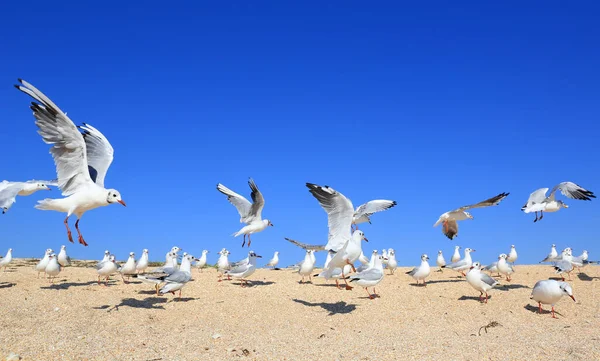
[306,183,354,252]
[0,183,25,212]
[217,183,252,223]
[284,238,326,251]
[247,178,265,222]
[15,79,93,196]
[353,200,397,222]
[549,182,595,201]
[454,192,510,212]
[78,124,114,187]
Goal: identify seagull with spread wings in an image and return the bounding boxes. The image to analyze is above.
[351,199,397,230]
[0,179,57,214]
[216,178,273,247]
[521,182,595,222]
[433,192,509,240]
[15,79,126,246]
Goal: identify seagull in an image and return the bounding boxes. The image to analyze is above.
[522,182,595,222]
[351,200,397,230]
[298,250,316,283]
[217,249,231,281]
[563,250,597,274]
[196,250,209,272]
[57,245,71,270]
[387,250,398,275]
[15,79,127,246]
[466,262,500,303]
[497,254,515,281]
[0,249,13,271]
[265,251,279,269]
[451,246,461,263]
[135,249,149,274]
[553,248,574,281]
[304,183,368,290]
[381,249,389,266]
[442,248,475,276]
[217,178,273,247]
[45,253,61,284]
[119,252,137,283]
[0,180,56,214]
[224,251,262,287]
[136,253,178,294]
[530,280,575,318]
[349,254,386,299]
[157,254,194,299]
[315,251,354,289]
[436,250,446,272]
[356,250,378,273]
[433,192,510,239]
[97,250,110,268]
[35,249,53,278]
[406,254,431,286]
[483,262,500,277]
[539,244,558,263]
[507,245,518,264]
[96,254,118,286]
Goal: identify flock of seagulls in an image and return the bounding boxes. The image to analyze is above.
[0,79,598,319]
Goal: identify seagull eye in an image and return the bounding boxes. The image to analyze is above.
[113,194,117,197]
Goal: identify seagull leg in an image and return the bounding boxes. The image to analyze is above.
[335,279,341,289]
[341,269,353,290]
[74,219,88,246]
[155,284,159,295]
[422,279,427,287]
[479,292,483,302]
[178,290,182,299]
[64,216,74,243]
[247,234,252,247]
[242,234,246,248]
[485,292,489,303]
[309,275,312,283]
[551,306,557,319]
[373,287,378,298]
[539,211,544,221]
[364,287,373,299]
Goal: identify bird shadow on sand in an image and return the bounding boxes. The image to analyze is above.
[313,283,345,288]
[0,282,16,289]
[496,284,530,291]
[458,295,492,302]
[40,280,98,290]
[577,273,599,281]
[523,304,563,317]
[138,289,160,295]
[292,299,357,315]
[233,280,275,287]
[94,297,169,311]
[425,279,464,284]
[408,283,429,287]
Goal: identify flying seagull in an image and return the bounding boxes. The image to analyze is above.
[433,192,509,240]
[216,178,273,247]
[351,200,397,230]
[15,79,126,246]
[0,180,57,214]
[521,182,595,222]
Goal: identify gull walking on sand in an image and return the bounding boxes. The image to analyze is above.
[298,250,316,283]
[436,250,446,272]
[433,192,509,239]
[351,200,397,230]
[507,245,517,264]
[349,255,386,299]
[196,250,209,272]
[387,250,398,275]
[406,254,431,286]
[119,252,137,283]
[442,248,475,276]
[466,262,499,303]
[135,249,149,274]
[522,182,595,222]
[265,251,279,269]
[531,280,576,318]
[540,244,558,263]
[96,254,118,286]
[57,245,71,270]
[15,79,127,246]
[497,254,515,281]
[35,249,53,278]
[157,254,195,298]
[0,249,13,271]
[0,180,56,214]
[217,178,273,247]
[44,253,61,284]
[224,252,262,287]
[451,246,461,263]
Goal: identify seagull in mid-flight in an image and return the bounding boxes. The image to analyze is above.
[433,192,509,240]
[351,199,397,230]
[15,79,126,246]
[521,182,595,222]
[216,178,273,247]
[0,180,57,214]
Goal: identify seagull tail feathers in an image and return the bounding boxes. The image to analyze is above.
[35,199,56,211]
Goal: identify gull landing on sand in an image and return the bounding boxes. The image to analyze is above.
[15,79,126,246]
[217,178,273,247]
[522,182,595,222]
[433,192,509,240]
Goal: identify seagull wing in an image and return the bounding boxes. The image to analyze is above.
[454,192,510,212]
[522,188,549,210]
[480,273,499,287]
[78,124,114,187]
[284,238,326,251]
[549,182,595,201]
[16,79,93,196]
[306,183,354,252]
[0,183,25,212]
[216,183,252,223]
[353,200,397,221]
[246,178,265,222]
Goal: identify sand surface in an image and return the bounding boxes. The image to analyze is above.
[0,260,599,361]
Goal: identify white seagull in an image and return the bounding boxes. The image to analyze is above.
[217,178,273,247]
[406,254,431,286]
[436,250,446,272]
[224,251,262,287]
[507,245,518,264]
[16,79,126,246]
[497,253,515,281]
[265,251,279,269]
[539,244,558,263]
[356,250,378,273]
[96,254,118,286]
[433,192,510,239]
[0,180,56,214]
[0,249,13,271]
[387,249,398,275]
[442,248,475,276]
[35,249,53,278]
[97,250,110,268]
[217,249,231,281]
[196,250,209,272]
[522,182,595,222]
[57,245,71,270]
[136,249,149,273]
[349,254,386,299]
[530,280,575,318]
[45,253,61,284]
[298,250,316,283]
[451,246,461,263]
[351,200,397,230]
[466,262,500,303]
[119,252,137,283]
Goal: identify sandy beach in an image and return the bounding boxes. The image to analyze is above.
[0,260,599,361]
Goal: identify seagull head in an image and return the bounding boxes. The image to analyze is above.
[249,251,262,259]
[421,254,429,261]
[37,182,51,191]
[560,283,576,302]
[558,200,569,209]
[470,262,481,270]
[498,253,507,260]
[129,252,135,257]
[106,189,126,207]
[264,219,274,227]
[143,249,149,254]
[352,230,369,242]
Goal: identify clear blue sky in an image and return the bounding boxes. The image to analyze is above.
[0,2,598,267]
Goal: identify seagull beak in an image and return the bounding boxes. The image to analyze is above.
[46,186,52,191]
[469,266,474,270]
[363,237,369,242]
[570,295,576,302]
[471,249,476,252]
[118,200,127,207]
[257,255,263,258]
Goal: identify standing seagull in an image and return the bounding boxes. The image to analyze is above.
[0,180,56,214]
[351,200,397,230]
[466,262,500,303]
[35,249,53,278]
[216,178,273,247]
[406,254,431,286]
[436,250,446,272]
[196,250,209,272]
[57,245,71,270]
[135,249,149,274]
[0,249,13,271]
[15,79,126,246]
[349,255,386,299]
[530,280,576,318]
[451,246,461,263]
[539,244,558,263]
[45,253,61,284]
[442,248,475,276]
[265,251,279,269]
[507,245,518,264]
[522,182,595,222]
[433,192,510,240]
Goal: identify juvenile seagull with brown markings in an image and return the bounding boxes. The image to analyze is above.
[216,178,273,247]
[521,182,595,222]
[433,192,509,240]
